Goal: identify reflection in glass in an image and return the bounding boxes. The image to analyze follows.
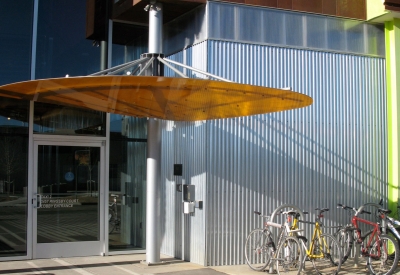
[0,0,33,85]
[34,102,106,136]
[37,145,100,243]
[35,0,100,78]
[109,114,147,251]
[0,97,29,257]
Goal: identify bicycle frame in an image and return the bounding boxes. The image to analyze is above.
[265,218,294,250]
[292,210,330,259]
[351,214,381,257]
[298,216,330,259]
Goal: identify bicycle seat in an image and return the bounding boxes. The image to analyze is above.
[378,208,391,215]
[316,208,329,213]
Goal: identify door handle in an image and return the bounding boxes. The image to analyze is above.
[34,193,42,208]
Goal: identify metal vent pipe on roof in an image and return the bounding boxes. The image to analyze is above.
[148,1,163,54]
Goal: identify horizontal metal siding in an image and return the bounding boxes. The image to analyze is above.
[205,40,387,265]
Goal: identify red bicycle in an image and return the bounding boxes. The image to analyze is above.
[337,203,399,275]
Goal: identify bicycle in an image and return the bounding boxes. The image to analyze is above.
[335,200,392,264]
[244,210,304,274]
[334,203,373,265]
[295,208,342,275]
[109,194,120,234]
[337,203,400,275]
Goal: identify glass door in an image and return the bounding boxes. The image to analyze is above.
[33,141,105,258]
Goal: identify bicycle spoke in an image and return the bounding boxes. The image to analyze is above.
[276,236,303,274]
[109,216,116,234]
[334,227,353,264]
[310,234,341,275]
[367,234,400,275]
[244,229,271,271]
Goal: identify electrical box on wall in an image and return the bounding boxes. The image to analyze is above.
[174,164,183,176]
[183,184,195,202]
[183,201,195,214]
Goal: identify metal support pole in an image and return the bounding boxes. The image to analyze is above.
[100,41,108,71]
[145,0,163,265]
[148,1,163,54]
[146,117,161,264]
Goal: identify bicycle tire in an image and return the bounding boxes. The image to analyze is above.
[275,236,303,275]
[387,226,400,252]
[109,214,116,234]
[310,233,342,275]
[367,234,400,275]
[244,228,272,271]
[334,227,354,264]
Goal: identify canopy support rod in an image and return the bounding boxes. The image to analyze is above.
[137,57,155,76]
[157,56,188,78]
[162,57,233,82]
[107,58,150,76]
[89,57,149,76]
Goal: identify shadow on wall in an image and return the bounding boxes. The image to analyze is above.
[159,108,386,266]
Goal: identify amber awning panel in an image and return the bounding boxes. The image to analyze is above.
[0,76,312,121]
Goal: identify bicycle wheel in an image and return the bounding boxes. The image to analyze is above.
[367,234,400,275]
[334,227,354,264]
[109,213,116,234]
[311,233,342,275]
[244,229,272,271]
[275,236,303,275]
[387,226,400,254]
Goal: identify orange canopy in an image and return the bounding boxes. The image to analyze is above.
[0,76,312,121]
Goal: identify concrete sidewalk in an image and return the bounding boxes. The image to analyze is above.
[0,254,397,275]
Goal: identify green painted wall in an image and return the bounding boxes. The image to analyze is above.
[385,18,400,212]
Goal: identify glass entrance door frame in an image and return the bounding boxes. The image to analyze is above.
[32,135,106,258]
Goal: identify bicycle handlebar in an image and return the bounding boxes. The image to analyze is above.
[337,203,375,216]
[337,203,354,211]
[316,207,329,212]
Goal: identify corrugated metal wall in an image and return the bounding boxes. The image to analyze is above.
[206,41,387,266]
[160,120,208,264]
[160,42,208,265]
[160,40,387,266]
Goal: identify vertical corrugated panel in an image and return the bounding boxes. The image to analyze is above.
[160,40,386,266]
[160,42,208,265]
[160,120,179,258]
[205,41,387,265]
[163,4,207,55]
